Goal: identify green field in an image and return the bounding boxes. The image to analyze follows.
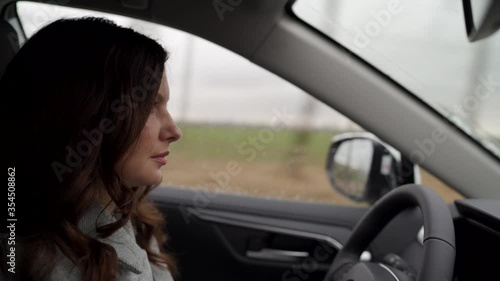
[163,123,464,205]
[171,123,346,166]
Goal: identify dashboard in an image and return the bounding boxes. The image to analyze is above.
[452,199,500,281]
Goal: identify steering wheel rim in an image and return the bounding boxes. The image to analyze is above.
[324,184,456,281]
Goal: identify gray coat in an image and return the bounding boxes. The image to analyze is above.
[48,203,175,281]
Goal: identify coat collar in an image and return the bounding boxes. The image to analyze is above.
[77,202,147,274]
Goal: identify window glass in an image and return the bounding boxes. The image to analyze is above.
[16,1,462,206]
[292,0,500,158]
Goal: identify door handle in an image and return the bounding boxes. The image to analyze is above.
[246,248,309,263]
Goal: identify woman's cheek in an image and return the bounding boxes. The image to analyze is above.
[137,119,156,150]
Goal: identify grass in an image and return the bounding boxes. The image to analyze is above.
[171,123,343,166]
[163,123,464,204]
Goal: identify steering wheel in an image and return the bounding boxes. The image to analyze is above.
[323,184,456,281]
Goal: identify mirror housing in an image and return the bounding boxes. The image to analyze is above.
[326,133,419,204]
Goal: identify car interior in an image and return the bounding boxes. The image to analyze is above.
[1,0,500,281]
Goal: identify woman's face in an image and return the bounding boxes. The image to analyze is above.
[116,71,181,187]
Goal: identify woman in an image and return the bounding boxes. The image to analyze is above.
[0,17,181,281]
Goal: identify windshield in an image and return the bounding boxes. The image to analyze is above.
[292,0,500,158]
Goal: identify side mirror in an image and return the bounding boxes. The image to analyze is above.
[326,133,419,204]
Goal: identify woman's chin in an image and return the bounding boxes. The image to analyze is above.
[154,174,163,186]
[146,172,163,186]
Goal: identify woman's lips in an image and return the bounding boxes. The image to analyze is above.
[152,156,167,165]
[151,151,169,165]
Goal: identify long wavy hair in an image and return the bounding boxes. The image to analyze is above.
[0,17,179,281]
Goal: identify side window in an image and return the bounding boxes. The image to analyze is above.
[420,168,463,203]
[17,2,463,206]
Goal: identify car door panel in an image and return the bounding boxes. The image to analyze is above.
[150,186,364,281]
[150,186,423,281]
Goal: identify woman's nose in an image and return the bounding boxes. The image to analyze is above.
[169,124,182,142]
[160,115,182,143]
